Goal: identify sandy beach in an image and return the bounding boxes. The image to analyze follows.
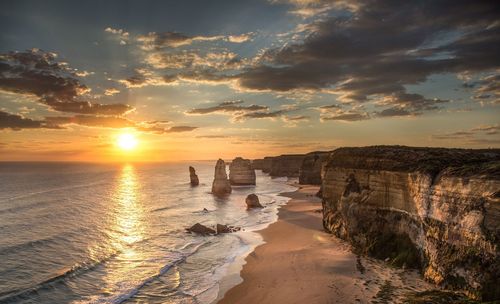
[217,185,435,304]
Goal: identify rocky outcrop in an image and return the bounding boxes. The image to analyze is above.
[299,151,330,185]
[321,146,500,301]
[269,154,305,177]
[216,224,241,234]
[212,159,232,196]
[189,166,199,186]
[186,223,216,235]
[252,157,274,173]
[186,223,241,235]
[245,194,263,209]
[229,157,256,185]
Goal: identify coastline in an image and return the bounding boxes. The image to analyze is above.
[214,184,435,304]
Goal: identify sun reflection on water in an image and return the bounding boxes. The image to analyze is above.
[114,164,144,246]
[102,164,148,292]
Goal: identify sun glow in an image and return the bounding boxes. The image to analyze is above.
[117,133,138,151]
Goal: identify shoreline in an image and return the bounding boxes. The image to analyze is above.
[214,184,435,304]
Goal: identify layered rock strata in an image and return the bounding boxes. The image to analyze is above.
[269,154,305,177]
[211,159,232,196]
[321,146,500,300]
[299,151,330,185]
[229,157,256,185]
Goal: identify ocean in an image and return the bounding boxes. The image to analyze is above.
[0,162,296,304]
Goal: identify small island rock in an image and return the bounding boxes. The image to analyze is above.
[186,223,215,235]
[189,166,199,186]
[245,194,263,209]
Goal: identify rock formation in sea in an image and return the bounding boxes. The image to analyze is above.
[211,159,232,196]
[321,146,500,301]
[299,151,330,185]
[245,194,263,209]
[229,157,256,185]
[269,154,305,177]
[186,223,215,235]
[189,166,199,186]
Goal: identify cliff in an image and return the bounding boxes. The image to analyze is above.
[251,157,273,173]
[212,159,232,196]
[269,154,305,177]
[321,146,500,300]
[299,151,330,185]
[229,157,256,185]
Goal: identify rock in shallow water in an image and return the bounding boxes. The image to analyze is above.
[211,159,232,196]
[246,193,263,209]
[189,166,199,186]
[186,223,215,235]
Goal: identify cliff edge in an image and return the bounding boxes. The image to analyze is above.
[321,146,500,300]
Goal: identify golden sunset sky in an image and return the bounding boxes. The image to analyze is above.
[1,0,499,161]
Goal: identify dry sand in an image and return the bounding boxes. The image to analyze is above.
[216,185,434,304]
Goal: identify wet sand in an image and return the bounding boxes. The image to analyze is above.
[216,185,434,304]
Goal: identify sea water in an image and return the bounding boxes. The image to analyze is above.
[0,162,296,303]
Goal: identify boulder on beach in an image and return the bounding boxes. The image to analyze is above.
[229,157,256,185]
[216,224,241,234]
[211,159,232,196]
[245,193,263,209]
[186,223,215,235]
[189,166,199,186]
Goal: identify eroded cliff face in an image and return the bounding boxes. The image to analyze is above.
[321,146,500,300]
[299,151,330,185]
[269,154,305,177]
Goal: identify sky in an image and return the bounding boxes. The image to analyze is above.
[0,0,499,162]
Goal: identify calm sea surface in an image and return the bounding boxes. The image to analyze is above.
[0,162,295,303]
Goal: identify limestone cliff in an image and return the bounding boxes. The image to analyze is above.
[229,157,256,185]
[299,151,330,185]
[321,146,500,301]
[212,159,232,196]
[269,154,305,177]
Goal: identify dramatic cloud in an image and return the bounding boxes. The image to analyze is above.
[138,31,252,50]
[0,110,60,130]
[0,49,133,115]
[145,51,244,70]
[282,115,309,122]
[432,124,500,144]
[45,115,197,134]
[118,69,177,88]
[186,100,268,115]
[104,27,129,45]
[463,73,500,103]
[235,1,499,116]
[233,109,288,121]
[164,126,198,133]
[472,124,500,135]
[320,110,370,122]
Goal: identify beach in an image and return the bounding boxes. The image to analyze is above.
[217,185,434,304]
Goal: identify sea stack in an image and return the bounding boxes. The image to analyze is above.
[245,194,263,209]
[211,159,232,196]
[229,157,256,185]
[189,166,199,186]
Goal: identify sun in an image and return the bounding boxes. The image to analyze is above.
[117,133,138,151]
